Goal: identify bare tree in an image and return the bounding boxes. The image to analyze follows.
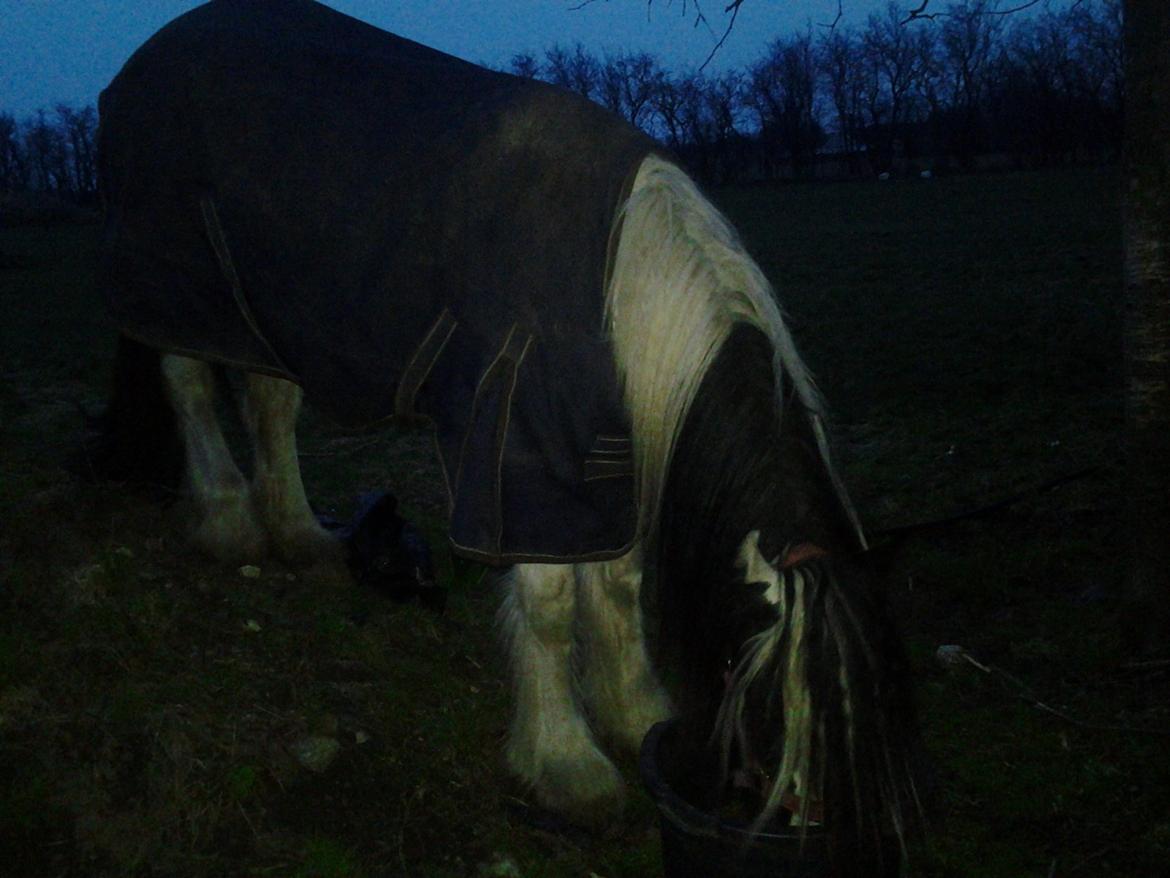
[936,0,1004,161]
[911,16,944,157]
[56,103,97,199]
[1066,0,1125,160]
[656,71,746,184]
[0,105,99,201]
[746,31,824,178]
[819,26,869,159]
[704,71,748,182]
[509,51,542,80]
[598,51,664,131]
[23,111,71,196]
[1075,0,1124,109]
[1004,9,1084,162]
[0,112,28,193]
[676,73,721,182]
[651,75,687,151]
[544,43,600,99]
[861,2,934,168]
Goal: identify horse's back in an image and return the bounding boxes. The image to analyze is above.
[98,0,513,395]
[99,0,652,412]
[99,0,650,563]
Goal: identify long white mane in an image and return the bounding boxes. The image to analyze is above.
[605,155,864,543]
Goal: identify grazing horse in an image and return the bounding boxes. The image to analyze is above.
[95,1,925,873]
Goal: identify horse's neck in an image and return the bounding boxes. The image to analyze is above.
[660,324,843,561]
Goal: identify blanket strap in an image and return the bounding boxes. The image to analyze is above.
[395,308,458,421]
[199,195,296,379]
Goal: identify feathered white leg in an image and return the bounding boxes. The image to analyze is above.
[499,563,624,825]
[241,372,339,564]
[161,354,266,562]
[576,547,673,752]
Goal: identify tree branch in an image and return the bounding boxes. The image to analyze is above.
[903,0,934,24]
[819,0,845,33]
[904,0,1047,24]
[698,0,745,69]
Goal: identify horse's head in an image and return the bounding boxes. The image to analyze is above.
[655,325,927,874]
[660,527,925,874]
[731,531,923,841]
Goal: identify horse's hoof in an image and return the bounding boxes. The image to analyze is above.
[536,783,625,831]
[270,523,344,567]
[592,687,674,755]
[190,502,267,564]
[527,754,626,830]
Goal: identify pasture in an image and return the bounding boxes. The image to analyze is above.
[2,167,1166,877]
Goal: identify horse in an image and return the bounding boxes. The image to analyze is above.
[92,1,926,873]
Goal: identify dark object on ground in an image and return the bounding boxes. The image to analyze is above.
[72,337,182,491]
[640,718,840,878]
[320,492,444,611]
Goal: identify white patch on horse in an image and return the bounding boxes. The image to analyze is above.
[161,353,266,562]
[162,354,338,565]
[717,529,818,828]
[243,372,339,564]
[575,548,673,751]
[497,547,672,824]
[499,563,612,813]
[736,529,783,605]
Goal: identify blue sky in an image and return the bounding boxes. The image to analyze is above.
[0,0,904,117]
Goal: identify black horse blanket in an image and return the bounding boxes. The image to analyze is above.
[100,0,656,564]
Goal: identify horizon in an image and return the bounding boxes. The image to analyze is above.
[0,0,1070,118]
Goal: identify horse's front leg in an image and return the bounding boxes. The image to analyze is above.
[499,563,624,826]
[161,354,266,562]
[576,548,673,752]
[241,372,340,565]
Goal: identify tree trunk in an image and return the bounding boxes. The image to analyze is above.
[1122,0,1170,656]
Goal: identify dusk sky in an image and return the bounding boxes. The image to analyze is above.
[1,0,913,118]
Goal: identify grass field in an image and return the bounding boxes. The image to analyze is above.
[2,167,1167,877]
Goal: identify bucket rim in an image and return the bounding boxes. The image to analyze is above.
[638,718,830,846]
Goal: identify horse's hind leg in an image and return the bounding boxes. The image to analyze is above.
[576,548,673,752]
[241,372,339,564]
[499,563,624,825]
[160,354,266,562]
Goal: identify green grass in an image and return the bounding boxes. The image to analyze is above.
[3,168,1166,877]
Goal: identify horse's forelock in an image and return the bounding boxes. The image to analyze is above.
[718,548,924,871]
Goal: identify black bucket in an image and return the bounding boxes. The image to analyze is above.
[639,719,830,878]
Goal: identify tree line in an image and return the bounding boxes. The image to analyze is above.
[511,0,1122,183]
[1,105,97,203]
[0,0,1121,203]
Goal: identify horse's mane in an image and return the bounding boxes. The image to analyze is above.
[610,158,923,870]
[604,155,863,544]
